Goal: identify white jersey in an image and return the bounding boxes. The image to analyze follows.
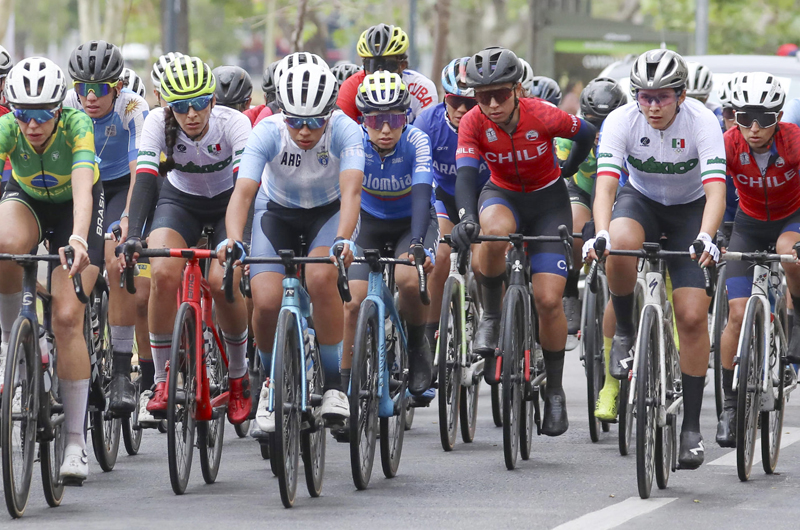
[136,105,251,197]
[597,98,726,206]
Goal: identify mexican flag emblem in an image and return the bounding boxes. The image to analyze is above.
[672,138,685,149]
[208,143,222,154]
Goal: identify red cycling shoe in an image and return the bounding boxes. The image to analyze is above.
[228,373,252,424]
[146,382,168,414]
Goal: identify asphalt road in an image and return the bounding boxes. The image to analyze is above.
[4,349,800,529]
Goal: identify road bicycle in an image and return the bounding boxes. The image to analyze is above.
[710,222,733,420]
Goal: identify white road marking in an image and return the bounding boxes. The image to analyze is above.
[551,496,677,530]
[708,426,800,467]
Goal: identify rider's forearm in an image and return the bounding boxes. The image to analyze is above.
[336,169,362,240]
[70,168,95,242]
[699,181,726,237]
[127,171,158,239]
[454,165,479,221]
[123,160,138,216]
[226,178,259,243]
[592,175,618,233]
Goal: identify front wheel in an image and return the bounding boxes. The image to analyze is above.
[349,300,380,490]
[636,306,659,499]
[438,278,462,451]
[736,301,764,481]
[301,337,325,498]
[272,310,301,508]
[501,289,525,470]
[167,303,197,495]
[712,264,728,419]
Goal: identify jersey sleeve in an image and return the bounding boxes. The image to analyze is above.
[336,74,363,123]
[409,74,438,122]
[407,127,433,186]
[455,108,482,170]
[0,113,17,163]
[331,113,365,172]
[413,106,434,136]
[596,107,629,180]
[238,119,282,183]
[227,111,252,175]
[254,106,273,126]
[695,108,727,184]
[781,98,800,127]
[124,95,149,163]
[135,109,167,177]
[538,101,582,139]
[66,110,98,172]
[555,137,573,162]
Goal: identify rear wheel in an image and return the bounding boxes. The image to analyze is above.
[636,306,659,499]
[40,352,65,508]
[198,326,225,485]
[762,297,787,475]
[167,303,197,495]
[121,377,143,455]
[438,278,461,451]
[349,300,380,490]
[656,340,678,490]
[736,301,764,481]
[301,336,325,498]
[712,265,728,419]
[583,281,606,443]
[89,297,121,472]
[272,310,301,508]
[380,313,407,478]
[459,357,480,443]
[491,382,503,427]
[501,289,525,470]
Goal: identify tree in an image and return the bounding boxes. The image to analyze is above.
[430,0,451,94]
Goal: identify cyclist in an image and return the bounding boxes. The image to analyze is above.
[150,51,184,107]
[65,40,149,414]
[212,65,253,113]
[530,76,563,106]
[686,61,724,131]
[0,57,104,483]
[331,62,361,87]
[0,45,13,196]
[585,49,726,468]
[518,58,534,97]
[243,60,279,126]
[716,72,800,446]
[452,46,596,436]
[222,58,364,432]
[336,23,438,124]
[119,56,253,425]
[342,71,437,397]
[121,67,147,99]
[717,77,739,240]
[415,56,490,370]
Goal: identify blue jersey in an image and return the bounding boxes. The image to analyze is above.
[413,103,490,196]
[64,88,148,181]
[781,98,800,127]
[361,125,433,220]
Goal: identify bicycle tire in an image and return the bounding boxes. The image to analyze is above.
[762,298,787,474]
[656,340,678,490]
[438,277,462,451]
[89,297,121,472]
[380,311,407,479]
[583,282,605,443]
[712,264,728,419]
[520,293,537,461]
[167,302,197,495]
[736,300,763,482]
[491,382,503,427]
[460,279,480,443]
[349,299,380,490]
[198,326,226,485]
[501,289,525,470]
[122,376,143,455]
[2,317,39,518]
[636,306,658,499]
[272,310,301,508]
[403,402,415,430]
[40,353,65,508]
[301,336,325,498]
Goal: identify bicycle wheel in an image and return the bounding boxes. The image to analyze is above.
[2,317,40,518]
[583,283,605,443]
[762,299,787,475]
[40,353,65,508]
[301,336,325,498]
[380,312,407,478]
[636,306,659,499]
[272,310,301,508]
[438,277,462,451]
[619,281,644,457]
[89,297,121,472]
[198,326,225,485]
[460,278,480,443]
[491,382,503,427]
[656,343,679,490]
[501,289,525,470]
[121,376,143,456]
[712,264,728,419]
[349,299,380,490]
[736,301,763,482]
[167,303,197,495]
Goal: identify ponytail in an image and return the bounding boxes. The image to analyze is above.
[159,107,179,176]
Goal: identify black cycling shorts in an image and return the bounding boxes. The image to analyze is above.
[350,208,440,282]
[726,207,800,300]
[103,175,161,239]
[567,179,592,211]
[150,178,231,249]
[434,186,460,225]
[478,178,572,278]
[0,178,105,266]
[611,183,706,290]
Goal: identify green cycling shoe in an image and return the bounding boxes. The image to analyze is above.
[594,385,619,421]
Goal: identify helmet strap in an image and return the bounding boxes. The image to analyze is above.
[501,94,520,128]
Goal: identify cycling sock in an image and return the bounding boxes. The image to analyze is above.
[424,322,438,352]
[722,368,735,403]
[681,373,705,432]
[258,348,272,378]
[223,328,249,379]
[61,378,89,449]
[791,297,800,334]
[111,325,135,355]
[543,349,565,391]
[611,292,635,336]
[0,291,21,344]
[480,274,506,318]
[150,333,172,384]
[564,269,580,298]
[407,323,427,350]
[139,358,155,391]
[602,336,619,391]
[319,342,343,392]
[341,368,351,391]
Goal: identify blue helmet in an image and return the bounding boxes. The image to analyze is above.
[441,57,473,97]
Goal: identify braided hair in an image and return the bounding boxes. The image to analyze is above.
[159,107,180,176]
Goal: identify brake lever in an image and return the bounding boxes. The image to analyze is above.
[692,240,714,298]
[64,246,89,304]
[412,245,430,305]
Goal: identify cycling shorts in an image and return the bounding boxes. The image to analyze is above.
[434,186,459,225]
[478,178,572,278]
[0,178,104,266]
[611,183,706,290]
[567,179,591,211]
[250,199,344,277]
[726,207,800,300]
[150,178,232,249]
[350,208,439,282]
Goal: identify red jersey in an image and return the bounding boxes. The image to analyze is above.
[456,98,582,192]
[725,123,800,221]
[243,104,264,127]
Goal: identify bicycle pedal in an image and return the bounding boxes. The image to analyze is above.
[309,393,323,407]
[61,476,86,487]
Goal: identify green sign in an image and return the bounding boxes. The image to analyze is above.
[555,39,677,55]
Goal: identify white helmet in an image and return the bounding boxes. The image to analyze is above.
[5,57,67,106]
[686,62,713,98]
[630,49,688,90]
[731,71,785,111]
[274,52,327,89]
[277,63,338,116]
[717,74,738,108]
[122,67,146,98]
[0,45,12,77]
[151,51,184,87]
[518,58,534,96]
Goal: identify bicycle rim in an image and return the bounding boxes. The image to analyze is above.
[438,279,461,451]
[301,339,325,498]
[584,286,601,443]
[273,310,300,508]
[122,376,143,455]
[460,287,480,443]
[167,303,197,495]
[199,334,225,485]
[380,313,406,479]
[502,290,524,470]
[656,346,676,490]
[736,302,763,481]
[636,307,658,499]
[713,266,728,419]
[40,364,65,508]
[90,296,121,472]
[349,300,379,490]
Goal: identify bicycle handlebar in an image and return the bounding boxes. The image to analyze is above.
[722,251,798,263]
[412,244,430,305]
[586,237,606,294]
[352,251,429,304]
[0,249,89,303]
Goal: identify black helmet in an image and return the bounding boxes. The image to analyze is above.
[68,40,125,83]
[261,60,279,97]
[580,77,627,122]
[465,47,522,88]
[529,76,562,106]
[357,24,409,58]
[331,62,362,87]
[212,66,253,106]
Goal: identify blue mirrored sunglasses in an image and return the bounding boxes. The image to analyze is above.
[168,95,213,114]
[13,108,59,124]
[284,114,329,130]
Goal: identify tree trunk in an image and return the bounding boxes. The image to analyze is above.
[430,0,451,96]
[303,10,329,60]
[0,0,13,44]
[78,0,102,42]
[291,0,309,53]
[102,0,126,43]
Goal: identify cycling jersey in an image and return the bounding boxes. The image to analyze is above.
[64,88,148,181]
[414,103,490,196]
[238,110,365,209]
[597,98,726,206]
[456,98,585,193]
[0,107,99,203]
[243,102,279,127]
[337,69,438,124]
[724,122,800,221]
[781,98,800,127]
[556,138,597,195]
[136,105,251,197]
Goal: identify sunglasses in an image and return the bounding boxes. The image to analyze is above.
[635,90,678,107]
[445,94,478,111]
[734,110,779,129]
[362,113,407,130]
[284,114,329,130]
[168,95,213,114]
[74,81,117,97]
[722,107,735,120]
[13,107,59,124]
[474,87,514,106]
[363,57,402,73]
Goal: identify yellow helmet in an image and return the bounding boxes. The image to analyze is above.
[160,56,216,102]
[356,24,409,58]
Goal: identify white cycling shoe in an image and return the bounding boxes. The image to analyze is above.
[59,444,89,486]
[137,389,159,427]
[254,381,275,433]
[321,389,349,420]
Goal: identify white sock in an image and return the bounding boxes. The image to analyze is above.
[150,333,172,383]
[111,325,135,354]
[0,292,21,344]
[60,379,89,450]
[223,328,249,379]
